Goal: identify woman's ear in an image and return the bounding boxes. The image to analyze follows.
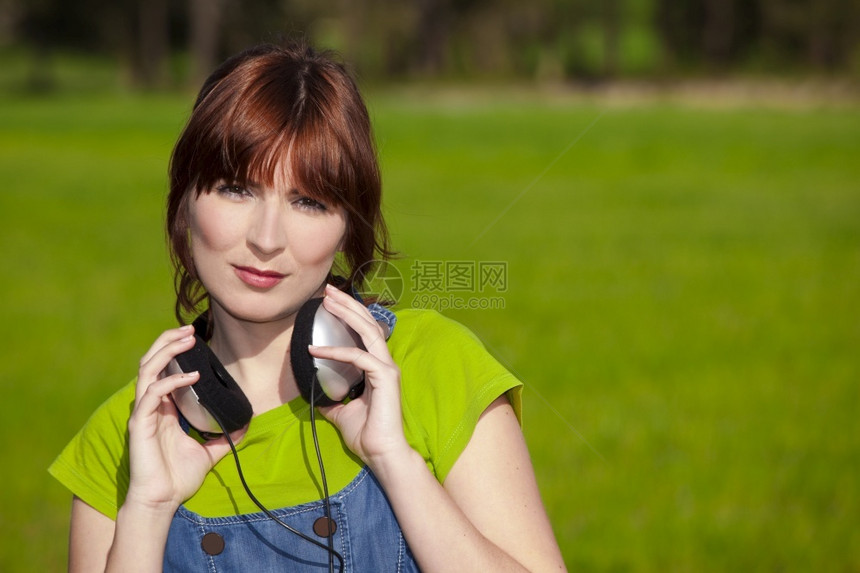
[336,224,348,252]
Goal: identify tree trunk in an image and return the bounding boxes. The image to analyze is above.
[189,0,223,88]
[655,0,677,73]
[703,0,734,68]
[415,0,449,75]
[603,0,621,78]
[137,0,169,88]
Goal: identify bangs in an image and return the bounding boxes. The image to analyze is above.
[189,60,360,211]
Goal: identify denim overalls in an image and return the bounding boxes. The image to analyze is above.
[163,302,413,570]
[163,467,419,571]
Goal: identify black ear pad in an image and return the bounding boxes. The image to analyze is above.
[291,298,335,406]
[170,317,253,434]
[291,297,366,407]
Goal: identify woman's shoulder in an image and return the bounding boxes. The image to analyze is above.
[387,308,486,352]
[48,379,137,519]
[387,308,515,382]
[387,309,523,481]
[388,307,451,329]
[72,379,138,433]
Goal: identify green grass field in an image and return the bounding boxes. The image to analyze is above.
[0,88,857,571]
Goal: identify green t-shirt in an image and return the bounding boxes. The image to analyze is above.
[49,309,522,519]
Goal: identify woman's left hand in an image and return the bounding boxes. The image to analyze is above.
[308,284,412,469]
[311,287,567,572]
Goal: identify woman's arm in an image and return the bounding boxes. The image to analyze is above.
[69,497,114,572]
[314,285,566,572]
[70,496,179,573]
[444,396,566,570]
[68,325,236,572]
[369,396,566,572]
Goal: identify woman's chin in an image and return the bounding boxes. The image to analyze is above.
[209,300,303,326]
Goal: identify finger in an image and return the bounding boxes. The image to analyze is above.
[322,292,390,359]
[135,370,200,417]
[136,334,198,401]
[324,284,379,329]
[315,400,356,427]
[199,426,247,466]
[139,324,195,367]
[308,344,398,385]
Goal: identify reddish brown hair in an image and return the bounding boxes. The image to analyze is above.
[167,42,391,323]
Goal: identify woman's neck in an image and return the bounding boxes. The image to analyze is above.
[206,306,302,412]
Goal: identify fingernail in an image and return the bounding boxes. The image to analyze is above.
[180,324,194,331]
[308,344,318,350]
[180,335,194,342]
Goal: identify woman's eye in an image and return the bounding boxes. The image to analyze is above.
[216,184,251,198]
[295,196,327,211]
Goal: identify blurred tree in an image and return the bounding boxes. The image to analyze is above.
[136,0,168,87]
[3,0,858,89]
[759,0,859,70]
[188,0,223,87]
[340,0,366,66]
[17,0,56,90]
[415,0,451,74]
[221,0,290,54]
[655,0,763,73]
[655,0,703,70]
[702,0,734,69]
[15,0,112,90]
[0,0,22,47]
[603,0,621,77]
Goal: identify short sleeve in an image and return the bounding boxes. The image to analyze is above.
[48,381,136,519]
[390,310,523,483]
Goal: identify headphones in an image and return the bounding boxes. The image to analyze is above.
[167,295,384,434]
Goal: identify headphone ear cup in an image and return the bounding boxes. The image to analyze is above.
[291,297,340,407]
[196,341,254,432]
[172,334,254,433]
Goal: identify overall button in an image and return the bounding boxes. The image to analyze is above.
[313,516,337,538]
[201,532,225,555]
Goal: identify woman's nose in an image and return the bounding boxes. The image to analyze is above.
[246,198,287,255]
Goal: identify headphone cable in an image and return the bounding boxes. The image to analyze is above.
[310,379,337,573]
[210,410,345,572]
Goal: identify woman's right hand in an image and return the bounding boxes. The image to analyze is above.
[124,325,240,513]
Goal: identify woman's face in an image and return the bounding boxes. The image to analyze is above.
[187,161,346,324]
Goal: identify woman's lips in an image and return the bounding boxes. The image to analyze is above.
[233,266,285,288]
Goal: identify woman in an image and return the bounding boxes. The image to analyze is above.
[50,42,566,572]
